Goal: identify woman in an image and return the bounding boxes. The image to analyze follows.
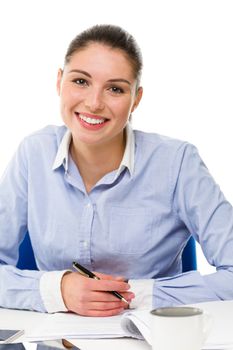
[0,24,233,316]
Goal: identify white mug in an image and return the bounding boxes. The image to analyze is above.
[150,306,212,350]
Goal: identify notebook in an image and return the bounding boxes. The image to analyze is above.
[26,309,149,341]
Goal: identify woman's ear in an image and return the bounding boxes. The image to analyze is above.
[131,86,143,113]
[56,68,63,96]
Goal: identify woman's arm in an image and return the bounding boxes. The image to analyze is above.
[0,142,47,311]
[130,144,233,308]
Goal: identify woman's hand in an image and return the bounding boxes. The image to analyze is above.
[61,271,135,316]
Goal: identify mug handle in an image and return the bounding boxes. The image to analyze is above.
[202,312,213,344]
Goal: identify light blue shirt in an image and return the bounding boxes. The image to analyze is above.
[1,124,233,312]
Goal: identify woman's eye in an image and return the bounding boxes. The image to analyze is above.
[109,86,124,94]
[73,78,88,86]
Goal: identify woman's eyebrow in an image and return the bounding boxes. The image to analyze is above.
[107,78,131,85]
[68,69,131,85]
[68,69,91,77]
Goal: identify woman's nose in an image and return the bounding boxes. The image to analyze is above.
[84,89,105,112]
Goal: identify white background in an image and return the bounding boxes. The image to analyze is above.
[0,0,232,274]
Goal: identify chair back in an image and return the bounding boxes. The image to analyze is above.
[16,233,37,270]
[182,236,197,272]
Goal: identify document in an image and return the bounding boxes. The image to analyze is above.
[25,300,233,349]
[26,309,150,343]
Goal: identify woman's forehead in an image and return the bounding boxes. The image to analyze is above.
[64,43,135,80]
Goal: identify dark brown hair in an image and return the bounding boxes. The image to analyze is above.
[64,24,143,87]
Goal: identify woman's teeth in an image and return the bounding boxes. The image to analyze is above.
[79,113,106,125]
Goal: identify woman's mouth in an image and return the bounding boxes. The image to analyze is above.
[79,113,106,124]
[75,112,109,130]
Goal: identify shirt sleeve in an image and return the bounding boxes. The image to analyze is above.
[128,279,154,309]
[0,141,46,312]
[40,270,69,313]
[152,143,233,307]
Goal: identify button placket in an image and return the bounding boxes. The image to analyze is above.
[79,201,93,264]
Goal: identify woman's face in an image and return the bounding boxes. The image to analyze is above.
[57,43,142,147]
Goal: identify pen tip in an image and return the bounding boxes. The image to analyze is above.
[122,297,129,304]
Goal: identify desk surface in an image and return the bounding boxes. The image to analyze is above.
[0,308,150,350]
[1,307,233,350]
[71,338,150,350]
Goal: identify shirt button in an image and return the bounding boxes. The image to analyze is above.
[83,241,88,248]
[86,203,91,208]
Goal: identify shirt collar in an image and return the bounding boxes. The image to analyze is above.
[52,123,135,176]
[52,129,71,172]
[115,123,135,178]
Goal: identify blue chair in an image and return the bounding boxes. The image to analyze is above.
[16,233,197,272]
[16,233,37,270]
[182,236,197,272]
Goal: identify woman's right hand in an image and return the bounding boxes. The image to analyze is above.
[61,271,135,316]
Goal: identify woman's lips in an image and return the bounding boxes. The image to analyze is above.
[75,112,109,130]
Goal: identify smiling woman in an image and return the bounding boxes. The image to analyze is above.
[57,43,142,189]
[1,24,233,317]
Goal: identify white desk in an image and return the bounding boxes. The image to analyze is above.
[0,308,150,350]
[1,307,233,350]
[71,338,150,350]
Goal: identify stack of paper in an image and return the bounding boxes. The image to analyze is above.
[26,313,128,342]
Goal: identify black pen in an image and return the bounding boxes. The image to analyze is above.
[72,261,129,305]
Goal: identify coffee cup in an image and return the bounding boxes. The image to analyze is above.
[150,306,212,350]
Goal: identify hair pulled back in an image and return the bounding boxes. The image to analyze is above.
[64,24,143,87]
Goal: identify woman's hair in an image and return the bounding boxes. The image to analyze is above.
[64,24,143,87]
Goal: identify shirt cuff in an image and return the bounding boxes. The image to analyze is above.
[128,279,154,310]
[39,270,70,313]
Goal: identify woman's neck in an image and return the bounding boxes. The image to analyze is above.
[70,131,126,193]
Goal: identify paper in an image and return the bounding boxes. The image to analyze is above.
[27,312,127,341]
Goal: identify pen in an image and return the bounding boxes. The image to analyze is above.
[72,261,129,305]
